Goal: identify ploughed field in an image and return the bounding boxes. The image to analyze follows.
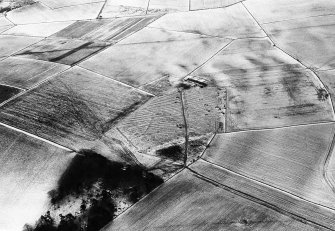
[1,0,335,230]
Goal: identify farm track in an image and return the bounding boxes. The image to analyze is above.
[198,157,335,212]
[323,131,335,195]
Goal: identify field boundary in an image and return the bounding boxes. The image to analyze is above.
[188,166,333,230]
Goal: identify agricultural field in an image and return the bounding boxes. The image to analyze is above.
[202,123,335,208]
[0,124,73,231]
[190,0,242,10]
[0,57,69,89]
[148,4,266,39]
[5,2,104,24]
[0,15,13,32]
[80,27,230,88]
[244,0,335,23]
[245,0,335,71]
[192,38,334,131]
[0,124,164,231]
[1,0,335,230]
[316,70,335,108]
[0,67,152,150]
[14,37,108,66]
[105,169,322,231]
[317,69,335,190]
[190,160,335,230]
[2,21,73,37]
[52,16,159,43]
[0,35,42,60]
[39,0,103,9]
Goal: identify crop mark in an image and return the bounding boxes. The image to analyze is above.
[185,39,235,79]
[180,90,189,166]
[242,3,335,198]
[115,127,138,150]
[242,1,335,119]
[147,25,226,39]
[49,42,94,62]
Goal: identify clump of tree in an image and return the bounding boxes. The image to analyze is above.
[0,0,36,13]
[316,88,329,101]
[23,150,163,231]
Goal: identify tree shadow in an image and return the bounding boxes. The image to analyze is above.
[24,150,163,231]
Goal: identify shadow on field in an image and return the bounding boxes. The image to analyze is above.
[24,150,163,231]
[0,85,21,103]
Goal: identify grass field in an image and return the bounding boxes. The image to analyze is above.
[148,0,189,12]
[100,0,149,18]
[202,123,335,208]
[104,169,321,231]
[116,89,185,159]
[185,86,226,135]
